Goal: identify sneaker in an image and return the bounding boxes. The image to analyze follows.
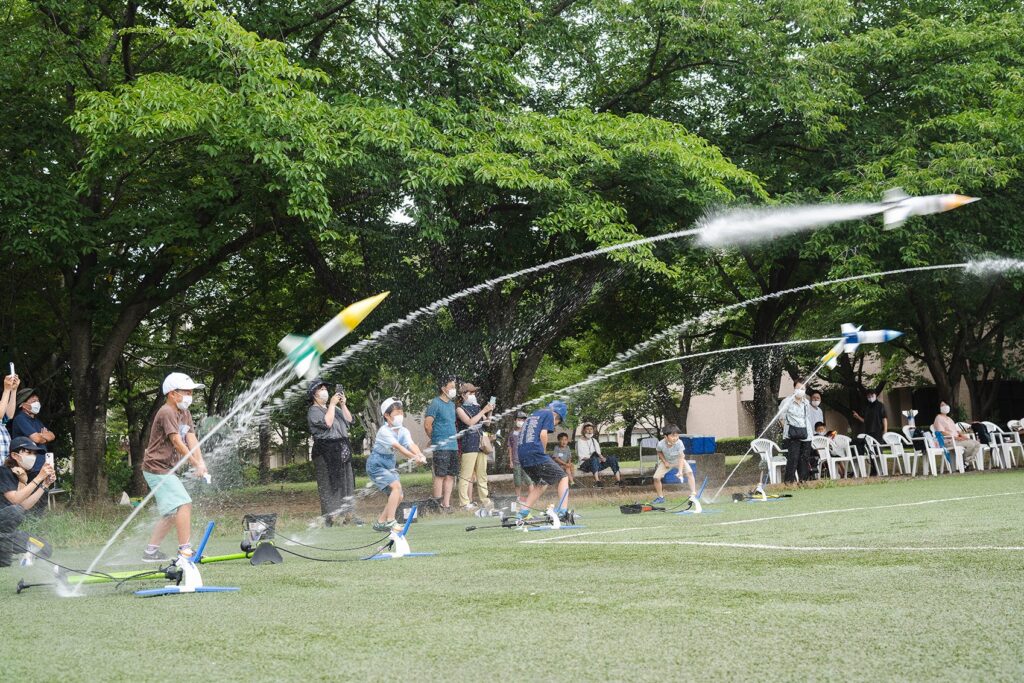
[652,496,665,504]
[142,548,169,563]
[462,503,478,512]
[616,480,625,487]
[516,509,531,520]
[371,520,391,532]
[594,481,604,488]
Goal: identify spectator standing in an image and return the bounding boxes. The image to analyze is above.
[455,382,495,510]
[424,378,458,513]
[853,389,888,442]
[1,372,21,464]
[807,391,825,433]
[779,377,812,483]
[307,378,358,526]
[508,411,531,500]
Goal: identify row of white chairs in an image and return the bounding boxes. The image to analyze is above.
[751,421,1024,484]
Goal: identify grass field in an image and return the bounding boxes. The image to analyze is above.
[6,470,1024,682]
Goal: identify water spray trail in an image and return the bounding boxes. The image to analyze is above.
[268,226,704,410]
[77,362,294,591]
[696,204,882,247]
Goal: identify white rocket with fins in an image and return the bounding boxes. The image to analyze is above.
[821,323,903,369]
[278,292,390,379]
[881,188,979,229]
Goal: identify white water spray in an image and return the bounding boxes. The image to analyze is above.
[697,203,882,247]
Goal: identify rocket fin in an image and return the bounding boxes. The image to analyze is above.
[883,206,912,229]
[882,187,909,203]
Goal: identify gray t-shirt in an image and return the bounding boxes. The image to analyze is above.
[552,445,572,464]
[308,405,351,441]
[656,438,685,460]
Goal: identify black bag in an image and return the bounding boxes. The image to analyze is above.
[970,422,992,445]
[787,426,808,440]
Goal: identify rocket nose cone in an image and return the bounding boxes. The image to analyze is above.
[339,291,390,331]
[887,330,903,340]
[946,195,981,210]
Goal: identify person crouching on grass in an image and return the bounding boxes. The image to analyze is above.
[651,425,700,512]
[514,400,570,521]
[141,373,208,563]
[368,398,426,533]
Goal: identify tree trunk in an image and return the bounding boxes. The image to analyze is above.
[258,419,272,484]
[751,350,784,436]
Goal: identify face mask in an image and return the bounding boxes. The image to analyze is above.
[315,389,329,402]
[867,396,876,403]
[940,405,950,415]
[464,394,478,406]
[794,388,805,397]
[16,453,37,470]
[29,401,41,415]
[515,421,525,429]
[446,388,456,399]
[177,394,193,411]
[811,400,820,407]
[584,431,593,438]
[392,414,404,428]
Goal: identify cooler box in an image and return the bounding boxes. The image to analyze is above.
[680,436,695,453]
[663,460,697,484]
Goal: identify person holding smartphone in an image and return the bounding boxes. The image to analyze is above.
[455,382,495,510]
[0,437,56,566]
[307,378,358,526]
[1,370,21,465]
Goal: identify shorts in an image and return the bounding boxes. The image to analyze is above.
[432,449,458,477]
[367,454,400,492]
[522,458,567,486]
[653,461,673,479]
[512,464,533,488]
[143,471,193,516]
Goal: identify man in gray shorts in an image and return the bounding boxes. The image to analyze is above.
[424,377,458,512]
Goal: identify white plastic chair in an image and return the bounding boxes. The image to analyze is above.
[751,438,788,484]
[859,434,903,476]
[811,436,838,479]
[883,432,920,476]
[983,421,1019,468]
[831,435,866,478]
[932,431,965,474]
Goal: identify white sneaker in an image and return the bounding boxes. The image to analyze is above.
[462,503,478,512]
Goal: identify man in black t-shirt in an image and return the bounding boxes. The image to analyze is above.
[852,390,889,475]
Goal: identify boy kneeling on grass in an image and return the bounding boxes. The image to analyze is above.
[368,398,426,533]
[652,425,701,513]
[515,400,570,521]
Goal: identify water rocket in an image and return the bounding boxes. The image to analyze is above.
[880,188,979,229]
[278,292,389,379]
[821,323,903,369]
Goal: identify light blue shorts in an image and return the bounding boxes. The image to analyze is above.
[367,454,400,491]
[143,471,193,516]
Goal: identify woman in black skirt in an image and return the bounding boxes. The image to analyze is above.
[307,379,359,526]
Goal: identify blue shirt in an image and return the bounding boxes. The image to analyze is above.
[371,424,414,460]
[425,396,457,450]
[10,412,45,441]
[518,409,555,467]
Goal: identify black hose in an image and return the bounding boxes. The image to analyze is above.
[274,531,391,552]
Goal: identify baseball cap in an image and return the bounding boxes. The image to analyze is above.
[380,397,403,416]
[10,437,44,453]
[162,372,205,395]
[548,400,568,422]
[459,382,479,394]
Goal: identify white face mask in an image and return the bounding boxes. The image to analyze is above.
[867,396,877,403]
[29,401,41,415]
[584,431,593,438]
[811,400,821,407]
[177,394,193,411]
[464,394,478,406]
[446,388,456,399]
[315,389,329,403]
[391,414,404,428]
[940,405,950,415]
[16,453,37,470]
[794,387,805,397]
[515,421,525,429]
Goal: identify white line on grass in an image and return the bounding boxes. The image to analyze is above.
[714,490,1024,527]
[522,526,666,544]
[525,540,1024,552]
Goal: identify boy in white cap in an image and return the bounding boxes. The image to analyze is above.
[141,373,208,562]
[368,397,426,532]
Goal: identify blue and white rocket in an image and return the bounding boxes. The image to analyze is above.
[821,323,903,369]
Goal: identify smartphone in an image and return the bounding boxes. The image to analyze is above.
[45,453,54,467]
[335,384,345,396]
[489,396,497,405]
[8,362,13,376]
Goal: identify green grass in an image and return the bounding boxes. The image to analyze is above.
[7,471,1024,681]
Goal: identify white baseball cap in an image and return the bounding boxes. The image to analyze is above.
[379,397,403,416]
[162,372,206,395]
